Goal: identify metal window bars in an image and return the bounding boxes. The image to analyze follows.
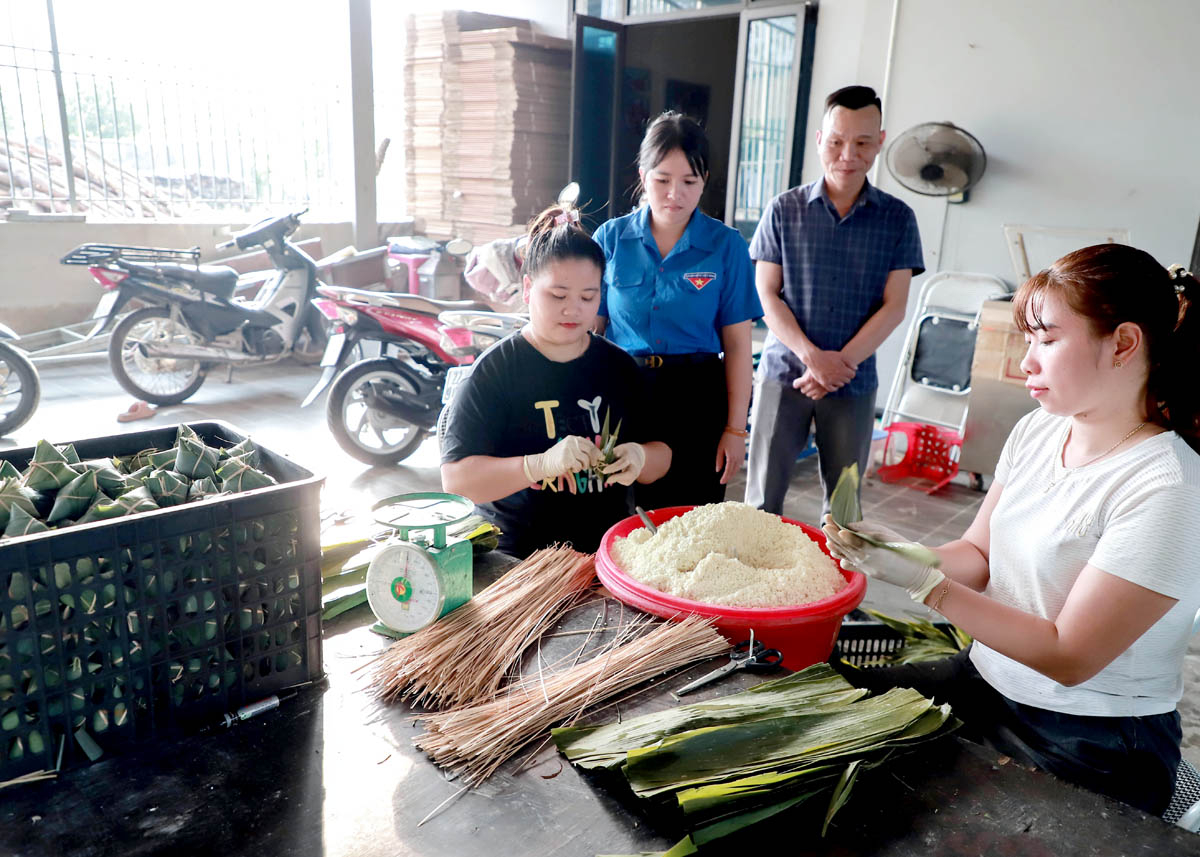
[0,35,344,219]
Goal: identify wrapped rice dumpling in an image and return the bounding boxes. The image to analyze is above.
[175,426,220,479]
[0,477,41,529]
[5,505,50,537]
[47,469,102,524]
[0,460,20,481]
[187,477,223,501]
[145,469,190,507]
[80,461,130,498]
[56,443,82,465]
[122,465,155,489]
[78,485,160,524]
[222,438,261,468]
[22,440,80,492]
[216,455,276,492]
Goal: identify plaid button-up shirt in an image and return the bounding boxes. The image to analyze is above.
[749,179,925,397]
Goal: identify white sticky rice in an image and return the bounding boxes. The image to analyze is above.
[611,502,846,608]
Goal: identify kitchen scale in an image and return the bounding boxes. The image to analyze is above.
[365,492,476,635]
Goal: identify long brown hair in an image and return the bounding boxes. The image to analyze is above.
[1013,243,1199,451]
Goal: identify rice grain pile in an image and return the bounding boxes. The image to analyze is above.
[612,502,845,608]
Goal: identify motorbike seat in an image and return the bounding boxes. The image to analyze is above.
[327,285,493,316]
[122,261,240,301]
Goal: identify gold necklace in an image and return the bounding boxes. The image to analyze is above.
[1047,421,1146,491]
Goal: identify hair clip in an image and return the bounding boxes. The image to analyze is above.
[1168,264,1192,295]
[553,209,580,226]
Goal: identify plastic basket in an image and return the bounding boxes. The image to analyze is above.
[833,618,956,668]
[0,422,324,781]
[877,421,963,494]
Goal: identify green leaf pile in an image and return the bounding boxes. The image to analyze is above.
[0,427,281,541]
[554,663,957,852]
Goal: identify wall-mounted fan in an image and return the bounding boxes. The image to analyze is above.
[886,122,987,202]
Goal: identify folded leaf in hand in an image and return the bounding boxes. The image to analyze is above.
[175,426,220,479]
[145,469,190,507]
[22,440,80,492]
[216,456,276,492]
[4,505,50,537]
[0,476,40,529]
[828,463,941,569]
[47,469,101,523]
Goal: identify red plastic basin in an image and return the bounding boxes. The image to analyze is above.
[596,506,866,670]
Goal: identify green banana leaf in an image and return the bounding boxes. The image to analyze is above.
[22,440,79,492]
[554,665,868,770]
[47,469,101,524]
[56,443,82,465]
[857,608,972,665]
[0,460,20,480]
[621,687,941,798]
[175,426,220,479]
[5,505,50,537]
[829,463,941,568]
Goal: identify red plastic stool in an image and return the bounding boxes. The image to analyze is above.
[877,421,962,494]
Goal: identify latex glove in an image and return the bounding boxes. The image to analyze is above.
[820,514,945,604]
[523,436,600,483]
[601,442,646,486]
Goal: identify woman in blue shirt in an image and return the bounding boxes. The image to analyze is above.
[593,112,762,509]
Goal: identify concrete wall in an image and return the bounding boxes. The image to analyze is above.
[0,221,354,335]
[801,0,1200,404]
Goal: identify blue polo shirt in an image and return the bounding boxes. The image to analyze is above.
[750,179,924,397]
[594,207,762,356]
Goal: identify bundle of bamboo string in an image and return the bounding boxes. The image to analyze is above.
[413,615,729,786]
[367,546,597,709]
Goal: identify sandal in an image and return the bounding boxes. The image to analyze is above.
[117,401,157,423]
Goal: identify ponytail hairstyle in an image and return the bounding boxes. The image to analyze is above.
[522,203,606,282]
[1013,243,1200,451]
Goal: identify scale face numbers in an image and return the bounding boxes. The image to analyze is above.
[365,543,445,634]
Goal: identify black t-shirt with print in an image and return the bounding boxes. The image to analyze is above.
[441,332,652,557]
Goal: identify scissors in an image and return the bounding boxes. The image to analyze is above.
[673,630,784,696]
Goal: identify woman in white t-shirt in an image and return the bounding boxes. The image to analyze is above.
[823,243,1200,814]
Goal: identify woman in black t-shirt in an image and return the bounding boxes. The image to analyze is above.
[440,206,672,557]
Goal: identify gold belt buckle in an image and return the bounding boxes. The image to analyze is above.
[645,355,664,369]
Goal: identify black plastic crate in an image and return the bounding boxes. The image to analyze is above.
[834,617,957,668]
[0,421,324,781]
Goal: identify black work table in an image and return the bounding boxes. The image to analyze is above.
[3,552,1197,857]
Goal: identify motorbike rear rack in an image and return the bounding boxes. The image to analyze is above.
[60,243,202,267]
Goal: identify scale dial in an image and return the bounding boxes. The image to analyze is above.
[365,542,445,634]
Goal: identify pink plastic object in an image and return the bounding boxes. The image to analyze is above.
[877,422,963,494]
[388,253,425,295]
[596,506,866,670]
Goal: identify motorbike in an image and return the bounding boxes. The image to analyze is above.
[0,323,41,437]
[304,280,525,466]
[61,210,329,406]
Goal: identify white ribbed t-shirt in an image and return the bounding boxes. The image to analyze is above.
[970,408,1200,717]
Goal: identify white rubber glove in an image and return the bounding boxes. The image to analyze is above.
[523,436,600,483]
[820,515,946,604]
[601,442,646,486]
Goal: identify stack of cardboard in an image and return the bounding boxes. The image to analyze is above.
[404,12,571,244]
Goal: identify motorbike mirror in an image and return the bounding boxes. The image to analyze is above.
[445,238,473,257]
[557,182,580,208]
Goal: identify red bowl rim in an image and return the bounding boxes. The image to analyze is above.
[597,505,866,620]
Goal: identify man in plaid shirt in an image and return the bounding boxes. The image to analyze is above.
[746,85,925,514]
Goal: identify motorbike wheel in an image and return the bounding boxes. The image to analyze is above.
[108,305,207,405]
[291,305,330,366]
[0,341,41,437]
[326,358,428,465]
